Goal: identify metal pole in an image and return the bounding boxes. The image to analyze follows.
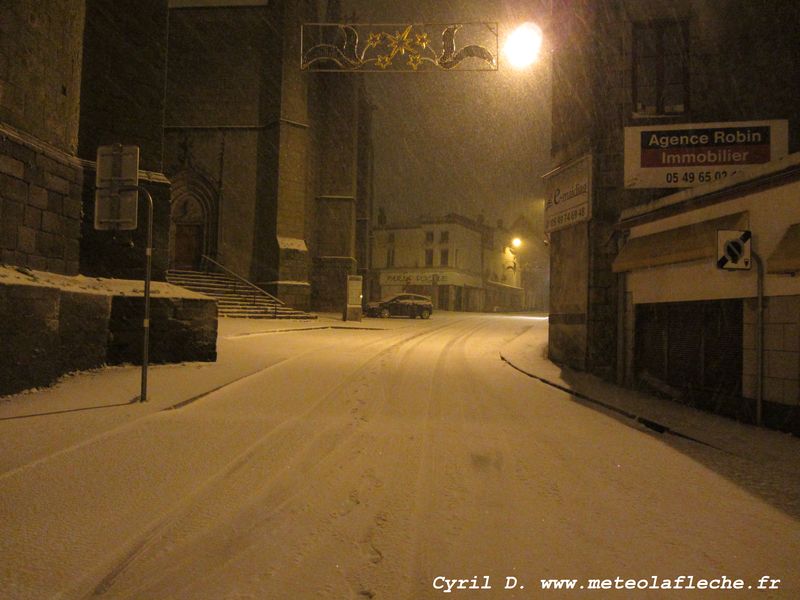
[753,251,764,426]
[140,187,154,402]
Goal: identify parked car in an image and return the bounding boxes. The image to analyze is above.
[365,293,433,319]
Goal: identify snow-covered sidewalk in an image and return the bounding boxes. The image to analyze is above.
[500,317,800,484]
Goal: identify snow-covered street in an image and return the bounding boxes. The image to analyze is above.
[1,314,799,599]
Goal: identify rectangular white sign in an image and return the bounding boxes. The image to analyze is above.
[624,120,788,189]
[543,155,592,233]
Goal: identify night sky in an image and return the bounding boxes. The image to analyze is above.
[340,0,551,228]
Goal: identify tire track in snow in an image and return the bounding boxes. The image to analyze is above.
[374,317,491,598]
[312,316,492,600]
[409,317,512,596]
[72,317,470,599]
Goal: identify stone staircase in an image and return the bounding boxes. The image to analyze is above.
[166,269,316,319]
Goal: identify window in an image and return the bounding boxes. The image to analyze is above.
[387,247,395,267]
[440,230,449,243]
[440,249,449,266]
[425,248,434,266]
[425,231,434,243]
[388,232,395,243]
[633,20,689,115]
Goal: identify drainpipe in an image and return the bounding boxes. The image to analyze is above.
[753,251,764,426]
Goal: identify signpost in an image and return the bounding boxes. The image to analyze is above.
[94,144,153,402]
[715,228,761,424]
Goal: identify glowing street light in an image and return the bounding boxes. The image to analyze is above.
[511,237,522,249]
[503,22,543,69]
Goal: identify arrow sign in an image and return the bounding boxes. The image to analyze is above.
[717,229,752,270]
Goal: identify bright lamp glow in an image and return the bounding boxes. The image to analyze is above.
[504,22,543,69]
[512,237,522,248]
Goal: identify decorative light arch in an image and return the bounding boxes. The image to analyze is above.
[301,22,498,72]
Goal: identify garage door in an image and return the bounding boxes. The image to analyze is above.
[635,299,742,413]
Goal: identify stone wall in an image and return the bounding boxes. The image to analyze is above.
[311,257,356,312]
[0,274,217,397]
[0,282,110,396]
[77,0,169,172]
[312,196,356,311]
[548,223,589,370]
[255,1,316,296]
[59,289,111,373]
[0,0,85,154]
[274,282,311,313]
[108,296,217,365]
[0,0,84,278]
[165,6,274,130]
[586,220,618,379]
[0,128,83,275]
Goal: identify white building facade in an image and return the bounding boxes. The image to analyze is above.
[370,214,524,312]
[614,154,800,433]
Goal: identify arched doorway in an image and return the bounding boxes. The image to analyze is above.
[168,170,219,270]
[171,195,205,268]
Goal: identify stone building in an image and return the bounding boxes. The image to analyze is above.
[0,0,219,396]
[0,0,372,394]
[370,213,527,312]
[163,0,373,312]
[545,0,800,430]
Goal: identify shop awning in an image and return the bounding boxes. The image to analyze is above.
[613,212,748,273]
[767,223,800,274]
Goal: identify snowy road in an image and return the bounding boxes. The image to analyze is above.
[1,314,798,599]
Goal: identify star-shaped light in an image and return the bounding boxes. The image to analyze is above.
[407,54,422,70]
[366,32,382,49]
[385,25,414,59]
[415,33,430,49]
[375,54,392,69]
